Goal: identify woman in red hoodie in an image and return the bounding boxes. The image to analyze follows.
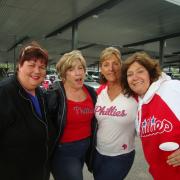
[121,52,180,180]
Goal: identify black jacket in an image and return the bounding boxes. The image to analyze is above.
[46,81,97,172]
[0,76,58,180]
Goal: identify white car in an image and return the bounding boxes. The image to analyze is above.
[52,75,100,90]
[87,70,100,82]
[46,74,59,83]
[84,74,100,90]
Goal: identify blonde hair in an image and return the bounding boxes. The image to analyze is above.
[99,47,122,83]
[100,47,121,66]
[56,50,86,79]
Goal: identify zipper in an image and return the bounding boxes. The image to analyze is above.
[19,90,49,179]
[88,119,98,168]
[41,95,49,180]
[50,83,66,150]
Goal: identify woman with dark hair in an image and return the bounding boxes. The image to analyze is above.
[121,51,180,180]
[0,41,58,180]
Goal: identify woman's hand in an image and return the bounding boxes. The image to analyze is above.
[167,149,180,167]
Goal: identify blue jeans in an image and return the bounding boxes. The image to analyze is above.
[93,149,135,180]
[51,138,90,180]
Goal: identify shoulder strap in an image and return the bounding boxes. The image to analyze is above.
[84,85,97,105]
[96,84,107,95]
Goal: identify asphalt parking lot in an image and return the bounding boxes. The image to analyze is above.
[50,137,153,180]
[124,137,152,180]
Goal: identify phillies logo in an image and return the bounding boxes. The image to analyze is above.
[140,116,173,137]
[95,106,127,117]
[122,144,127,150]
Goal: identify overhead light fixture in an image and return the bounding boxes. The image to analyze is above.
[165,0,180,6]
[164,41,167,47]
[92,14,99,18]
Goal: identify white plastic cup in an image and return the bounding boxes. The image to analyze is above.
[159,142,179,161]
[159,142,179,151]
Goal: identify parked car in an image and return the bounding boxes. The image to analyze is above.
[46,74,58,83]
[40,79,53,90]
[87,70,100,82]
[84,74,100,90]
[172,73,180,80]
[51,75,100,90]
[51,79,61,89]
[7,71,14,77]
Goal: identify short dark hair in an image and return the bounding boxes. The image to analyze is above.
[18,41,48,68]
[121,52,162,96]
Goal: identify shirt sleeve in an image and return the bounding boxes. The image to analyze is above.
[157,80,180,121]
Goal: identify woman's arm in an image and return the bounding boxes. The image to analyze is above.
[167,149,180,167]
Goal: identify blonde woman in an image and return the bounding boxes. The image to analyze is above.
[47,50,97,180]
[93,47,137,180]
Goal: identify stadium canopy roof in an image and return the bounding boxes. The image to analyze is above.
[0,0,180,68]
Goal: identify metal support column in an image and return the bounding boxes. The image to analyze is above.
[159,39,165,66]
[72,23,78,50]
[6,61,9,69]
[13,35,16,73]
